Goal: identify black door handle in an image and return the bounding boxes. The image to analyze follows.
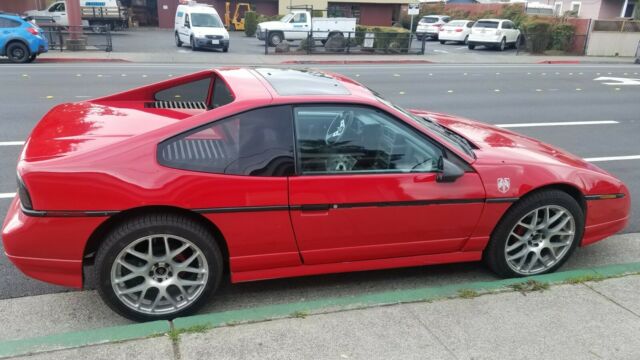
[300,204,331,211]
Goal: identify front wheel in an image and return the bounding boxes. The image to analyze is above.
[268,32,283,46]
[468,43,475,50]
[95,214,223,321]
[484,190,584,278]
[439,40,445,45]
[175,32,183,47]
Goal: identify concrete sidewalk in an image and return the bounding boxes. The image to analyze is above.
[33,50,638,65]
[5,272,639,360]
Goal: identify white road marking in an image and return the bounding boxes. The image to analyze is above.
[585,155,640,162]
[0,141,25,146]
[0,193,16,199]
[496,120,618,128]
[594,77,640,86]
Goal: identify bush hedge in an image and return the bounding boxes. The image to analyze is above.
[355,25,411,53]
[244,11,258,37]
[550,23,575,51]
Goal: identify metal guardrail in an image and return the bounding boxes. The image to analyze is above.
[39,25,113,52]
[260,30,427,55]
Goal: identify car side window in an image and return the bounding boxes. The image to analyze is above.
[158,106,295,177]
[294,105,442,175]
[184,14,190,27]
[292,13,307,23]
[503,22,512,29]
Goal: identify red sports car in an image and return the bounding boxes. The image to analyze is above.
[2,68,629,321]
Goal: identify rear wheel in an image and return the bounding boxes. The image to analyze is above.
[7,42,30,63]
[484,190,583,278]
[498,38,506,51]
[95,214,223,321]
[439,40,445,45]
[223,46,229,53]
[462,35,469,45]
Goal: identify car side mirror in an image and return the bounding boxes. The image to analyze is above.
[436,157,464,183]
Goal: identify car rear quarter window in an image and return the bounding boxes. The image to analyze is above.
[158,106,295,177]
[0,18,21,28]
[475,21,499,29]
[419,17,438,24]
[153,76,234,109]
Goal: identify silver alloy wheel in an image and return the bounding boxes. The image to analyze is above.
[111,234,209,315]
[504,205,575,275]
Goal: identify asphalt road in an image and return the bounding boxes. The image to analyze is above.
[0,63,639,305]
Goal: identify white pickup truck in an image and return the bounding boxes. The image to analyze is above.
[256,10,356,46]
[25,0,127,31]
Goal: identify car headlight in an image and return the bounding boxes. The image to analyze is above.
[17,175,33,210]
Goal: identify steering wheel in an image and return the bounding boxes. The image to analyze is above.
[325,111,354,146]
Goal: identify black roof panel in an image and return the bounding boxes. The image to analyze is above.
[255,68,351,96]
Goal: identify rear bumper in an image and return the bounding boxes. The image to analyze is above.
[1,197,105,288]
[416,31,438,38]
[467,40,501,47]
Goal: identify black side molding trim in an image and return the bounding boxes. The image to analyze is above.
[21,205,119,218]
[194,205,290,214]
[584,193,625,201]
[485,197,519,203]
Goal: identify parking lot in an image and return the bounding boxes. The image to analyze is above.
[107,28,519,57]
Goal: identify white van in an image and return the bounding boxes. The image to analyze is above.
[175,2,229,52]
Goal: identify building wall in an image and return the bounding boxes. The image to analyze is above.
[278,0,405,19]
[0,0,52,13]
[598,0,624,18]
[543,0,601,19]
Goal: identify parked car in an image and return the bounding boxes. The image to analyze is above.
[256,9,356,46]
[175,2,229,52]
[415,15,450,40]
[439,20,474,45]
[0,12,48,63]
[468,19,521,51]
[2,68,630,321]
[24,0,128,31]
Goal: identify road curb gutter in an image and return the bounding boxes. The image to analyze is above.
[0,321,169,359]
[1,261,639,358]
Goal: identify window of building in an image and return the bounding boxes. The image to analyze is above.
[293,105,442,175]
[570,1,581,15]
[158,106,295,177]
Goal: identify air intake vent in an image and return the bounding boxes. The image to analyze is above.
[145,101,208,110]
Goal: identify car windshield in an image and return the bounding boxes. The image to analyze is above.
[191,13,223,28]
[419,17,439,24]
[374,93,476,158]
[475,21,499,29]
[280,13,294,23]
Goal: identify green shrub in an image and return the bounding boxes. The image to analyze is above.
[523,20,553,53]
[355,25,410,53]
[550,23,575,51]
[257,14,284,23]
[244,11,258,37]
[299,36,313,52]
[500,4,527,28]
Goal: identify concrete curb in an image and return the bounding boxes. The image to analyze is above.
[1,261,639,358]
[34,58,130,63]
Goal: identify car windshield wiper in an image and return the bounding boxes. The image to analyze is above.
[421,117,476,159]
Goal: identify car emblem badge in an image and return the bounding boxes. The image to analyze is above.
[497,177,511,193]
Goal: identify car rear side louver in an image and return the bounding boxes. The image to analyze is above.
[145,101,208,110]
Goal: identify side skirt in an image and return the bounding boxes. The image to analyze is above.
[230,251,482,283]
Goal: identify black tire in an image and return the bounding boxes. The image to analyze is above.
[27,54,37,63]
[223,46,229,53]
[439,40,445,45]
[175,32,183,47]
[468,43,475,50]
[484,190,584,278]
[498,38,506,51]
[95,213,223,321]
[6,42,30,63]
[229,24,236,32]
[268,31,283,47]
[462,35,469,45]
[190,36,197,51]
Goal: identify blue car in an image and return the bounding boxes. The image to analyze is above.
[0,12,48,63]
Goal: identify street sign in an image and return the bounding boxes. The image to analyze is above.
[408,3,420,15]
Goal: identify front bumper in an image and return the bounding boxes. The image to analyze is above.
[256,30,266,41]
[582,189,631,246]
[1,197,105,288]
[194,37,229,49]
